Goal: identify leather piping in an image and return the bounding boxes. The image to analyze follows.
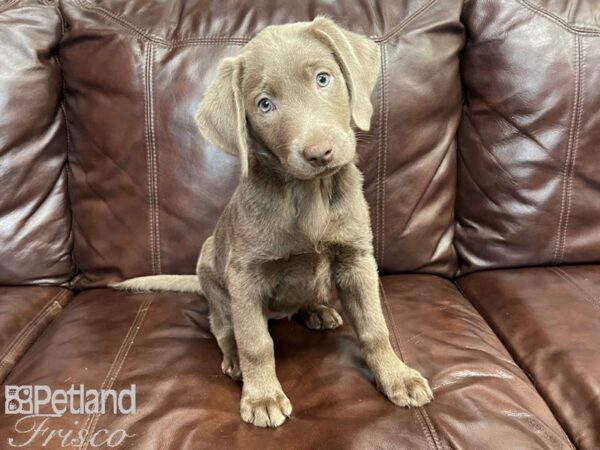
[519,0,600,35]
[0,290,70,384]
[553,35,584,264]
[375,43,388,265]
[79,297,153,450]
[74,0,437,46]
[456,280,576,449]
[379,280,444,450]
[374,0,438,44]
[144,41,162,275]
[549,267,600,311]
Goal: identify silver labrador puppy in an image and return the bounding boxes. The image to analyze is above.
[114,17,433,428]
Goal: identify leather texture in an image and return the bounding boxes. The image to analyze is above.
[0,287,72,383]
[456,0,600,273]
[458,265,600,449]
[0,0,73,285]
[0,276,571,449]
[59,0,463,288]
[0,0,599,447]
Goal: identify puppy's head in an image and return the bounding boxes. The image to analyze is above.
[196,17,380,180]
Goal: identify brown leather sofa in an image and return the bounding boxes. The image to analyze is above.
[0,0,598,448]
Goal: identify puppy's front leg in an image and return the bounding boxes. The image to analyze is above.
[229,270,292,428]
[334,251,433,407]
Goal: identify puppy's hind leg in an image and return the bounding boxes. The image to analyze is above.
[211,309,241,381]
[294,256,342,331]
[296,303,343,330]
[199,266,241,381]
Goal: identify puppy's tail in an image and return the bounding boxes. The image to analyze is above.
[111,275,202,294]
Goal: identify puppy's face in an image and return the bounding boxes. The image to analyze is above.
[196,18,380,180]
[242,30,355,180]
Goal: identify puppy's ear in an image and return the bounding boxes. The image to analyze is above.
[311,17,380,131]
[195,57,249,177]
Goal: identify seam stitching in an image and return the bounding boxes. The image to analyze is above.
[75,0,437,47]
[79,297,153,450]
[2,303,59,362]
[518,0,600,35]
[0,360,9,378]
[455,281,576,449]
[379,281,442,450]
[0,290,68,366]
[374,46,383,263]
[75,0,250,45]
[553,35,582,264]
[550,268,600,311]
[144,41,158,274]
[374,0,438,44]
[380,286,435,449]
[143,41,154,274]
[560,36,584,262]
[379,44,389,263]
[375,43,389,265]
[148,43,161,274]
[1,303,62,366]
[1,302,62,364]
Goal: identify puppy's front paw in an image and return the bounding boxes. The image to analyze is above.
[381,368,433,408]
[240,390,293,428]
[297,304,343,330]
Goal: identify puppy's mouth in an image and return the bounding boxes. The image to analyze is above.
[298,160,344,179]
[316,164,342,177]
[285,163,341,181]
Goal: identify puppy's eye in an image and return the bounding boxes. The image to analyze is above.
[316,72,331,87]
[257,98,274,113]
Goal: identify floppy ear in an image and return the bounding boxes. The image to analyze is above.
[195,57,249,177]
[310,17,381,131]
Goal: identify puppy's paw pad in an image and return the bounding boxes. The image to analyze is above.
[240,392,293,428]
[221,356,242,381]
[386,369,433,408]
[302,306,343,330]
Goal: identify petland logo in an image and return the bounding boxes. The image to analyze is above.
[5,385,136,416]
[4,385,136,448]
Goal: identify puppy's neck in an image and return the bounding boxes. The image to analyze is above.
[241,146,361,243]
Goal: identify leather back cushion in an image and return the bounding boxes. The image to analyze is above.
[60,0,464,288]
[456,0,600,273]
[0,1,73,285]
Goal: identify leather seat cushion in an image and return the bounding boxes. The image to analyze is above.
[459,265,600,448]
[0,276,570,448]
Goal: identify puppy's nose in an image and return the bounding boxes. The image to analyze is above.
[302,145,334,167]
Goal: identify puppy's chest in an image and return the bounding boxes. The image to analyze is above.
[264,251,333,317]
[288,182,343,247]
[259,238,338,294]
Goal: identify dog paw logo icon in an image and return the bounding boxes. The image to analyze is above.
[5,386,33,414]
